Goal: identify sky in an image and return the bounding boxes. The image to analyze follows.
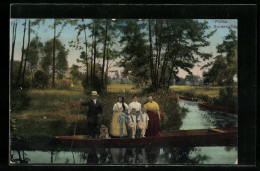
[10,19,237,78]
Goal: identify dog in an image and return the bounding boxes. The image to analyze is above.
[99,125,111,139]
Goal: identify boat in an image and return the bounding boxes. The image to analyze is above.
[56,127,237,148]
[198,103,237,114]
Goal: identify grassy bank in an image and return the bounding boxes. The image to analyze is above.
[170,85,238,109]
[11,83,183,137]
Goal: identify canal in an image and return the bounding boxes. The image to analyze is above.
[10,99,238,165]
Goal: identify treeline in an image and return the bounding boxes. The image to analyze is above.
[10,19,237,92]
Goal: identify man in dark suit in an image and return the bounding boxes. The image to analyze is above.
[80,91,103,138]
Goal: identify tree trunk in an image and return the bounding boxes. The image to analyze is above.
[160,21,171,89]
[167,65,174,91]
[52,20,56,88]
[159,43,169,88]
[167,55,178,91]
[22,20,31,84]
[101,20,108,88]
[90,29,93,84]
[155,19,159,86]
[105,45,109,91]
[17,20,26,84]
[93,21,96,85]
[83,22,89,86]
[10,21,17,84]
[148,19,155,88]
[156,21,163,86]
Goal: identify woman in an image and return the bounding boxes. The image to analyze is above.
[110,95,129,137]
[143,95,162,137]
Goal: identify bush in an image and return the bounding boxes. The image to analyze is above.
[82,75,104,95]
[214,86,237,109]
[32,70,49,89]
[55,80,71,90]
[10,89,31,112]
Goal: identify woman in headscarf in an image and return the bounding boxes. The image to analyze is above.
[143,95,162,137]
[110,95,129,137]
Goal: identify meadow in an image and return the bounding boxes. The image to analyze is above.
[170,85,238,108]
[11,83,237,137]
[10,83,182,137]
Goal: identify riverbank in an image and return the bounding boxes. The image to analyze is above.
[171,85,237,113]
[10,84,182,137]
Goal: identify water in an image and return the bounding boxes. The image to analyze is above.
[179,99,238,130]
[10,99,238,165]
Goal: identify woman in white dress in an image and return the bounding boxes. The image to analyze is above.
[110,95,129,137]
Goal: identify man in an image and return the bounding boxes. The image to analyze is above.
[80,91,103,139]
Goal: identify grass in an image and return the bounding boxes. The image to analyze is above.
[11,83,184,137]
[107,83,141,93]
[170,85,221,98]
[170,85,238,109]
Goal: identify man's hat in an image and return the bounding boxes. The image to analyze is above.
[91,91,98,96]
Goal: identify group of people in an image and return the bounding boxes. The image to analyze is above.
[80,91,162,139]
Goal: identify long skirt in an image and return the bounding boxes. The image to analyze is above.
[110,112,127,137]
[145,110,161,137]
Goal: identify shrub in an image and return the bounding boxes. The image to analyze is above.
[10,89,30,112]
[214,86,237,109]
[82,75,104,95]
[55,80,71,90]
[32,70,49,89]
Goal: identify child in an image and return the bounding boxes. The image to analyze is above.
[127,108,137,139]
[137,107,149,138]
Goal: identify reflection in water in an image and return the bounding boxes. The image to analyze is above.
[179,99,237,130]
[110,148,126,164]
[11,145,226,164]
[135,147,146,164]
[87,148,99,164]
[145,145,160,164]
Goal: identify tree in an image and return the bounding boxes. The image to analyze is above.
[22,19,31,84]
[70,64,82,84]
[117,19,150,87]
[202,29,237,86]
[16,20,27,84]
[26,37,43,80]
[117,19,215,90]
[68,19,89,86]
[21,19,45,84]
[48,19,69,87]
[101,19,109,88]
[40,39,69,80]
[56,45,69,79]
[10,20,18,84]
[161,19,216,90]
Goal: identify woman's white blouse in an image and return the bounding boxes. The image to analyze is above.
[113,102,129,112]
[128,101,141,114]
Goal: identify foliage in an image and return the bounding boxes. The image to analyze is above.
[31,70,49,89]
[55,79,72,90]
[40,39,69,77]
[203,29,237,86]
[70,64,82,84]
[214,86,237,109]
[117,19,216,90]
[10,89,30,112]
[117,19,150,87]
[10,84,184,137]
[171,85,237,109]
